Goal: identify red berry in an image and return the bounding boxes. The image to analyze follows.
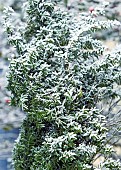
[89,7,94,13]
[5,99,11,104]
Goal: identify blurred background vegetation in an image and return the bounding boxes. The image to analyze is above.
[0,0,121,169]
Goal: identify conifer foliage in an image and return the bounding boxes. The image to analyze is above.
[5,0,121,169]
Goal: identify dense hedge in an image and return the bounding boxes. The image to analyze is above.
[5,0,121,169]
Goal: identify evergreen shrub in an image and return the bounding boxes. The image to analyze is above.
[4,0,121,169]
